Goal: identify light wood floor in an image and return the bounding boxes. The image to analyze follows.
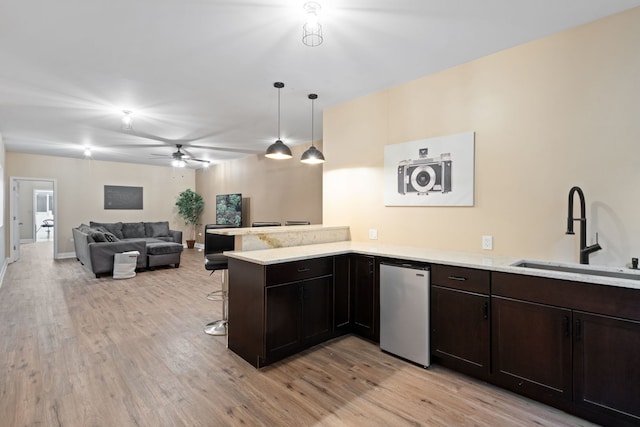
[0,242,598,427]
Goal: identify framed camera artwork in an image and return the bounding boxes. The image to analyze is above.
[384,132,475,206]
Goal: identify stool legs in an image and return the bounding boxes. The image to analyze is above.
[204,269,228,336]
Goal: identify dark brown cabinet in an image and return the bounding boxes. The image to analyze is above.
[333,254,351,334]
[350,254,378,342]
[491,296,573,405]
[573,311,640,426]
[228,256,333,368]
[265,275,333,362]
[492,271,640,427]
[431,265,491,380]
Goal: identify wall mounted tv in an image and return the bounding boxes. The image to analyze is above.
[216,193,242,227]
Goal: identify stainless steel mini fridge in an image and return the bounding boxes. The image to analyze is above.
[379,262,430,368]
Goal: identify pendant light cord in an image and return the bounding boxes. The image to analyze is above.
[277,85,281,140]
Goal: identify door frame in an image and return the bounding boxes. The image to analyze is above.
[9,176,58,262]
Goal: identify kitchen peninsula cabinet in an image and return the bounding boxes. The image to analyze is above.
[430,265,491,380]
[228,256,333,368]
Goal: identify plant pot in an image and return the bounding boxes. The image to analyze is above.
[186,239,196,249]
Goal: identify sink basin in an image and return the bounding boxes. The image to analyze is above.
[512,260,640,281]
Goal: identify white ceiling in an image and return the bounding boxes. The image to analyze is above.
[2,1,639,168]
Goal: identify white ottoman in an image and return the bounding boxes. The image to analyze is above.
[113,250,140,279]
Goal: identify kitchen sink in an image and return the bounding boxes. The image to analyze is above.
[511,260,640,281]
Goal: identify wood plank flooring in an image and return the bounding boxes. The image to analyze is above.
[0,242,598,426]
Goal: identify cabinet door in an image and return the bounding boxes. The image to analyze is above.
[333,255,350,334]
[574,311,640,425]
[492,296,572,405]
[431,285,490,379]
[350,255,377,341]
[302,276,333,345]
[265,282,302,362]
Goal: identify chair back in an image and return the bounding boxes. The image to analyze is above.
[204,224,236,255]
[251,222,281,227]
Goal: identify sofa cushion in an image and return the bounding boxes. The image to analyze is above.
[122,222,146,238]
[146,242,183,255]
[145,221,170,238]
[90,221,124,239]
[89,229,108,242]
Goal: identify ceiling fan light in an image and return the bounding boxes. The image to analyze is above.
[266,139,293,159]
[172,159,186,168]
[121,110,133,131]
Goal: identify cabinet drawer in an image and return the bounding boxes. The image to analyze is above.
[431,264,490,294]
[266,257,333,286]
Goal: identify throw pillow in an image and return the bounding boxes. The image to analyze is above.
[145,221,170,238]
[90,221,124,239]
[103,231,120,242]
[89,229,107,242]
[122,222,146,238]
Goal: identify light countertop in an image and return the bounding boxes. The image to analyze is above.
[207,224,349,236]
[224,241,640,290]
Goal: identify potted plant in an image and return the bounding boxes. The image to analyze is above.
[175,188,204,249]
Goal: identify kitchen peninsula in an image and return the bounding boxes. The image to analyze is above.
[208,226,640,427]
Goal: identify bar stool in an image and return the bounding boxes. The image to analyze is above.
[203,224,236,336]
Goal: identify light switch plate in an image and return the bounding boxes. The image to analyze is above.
[369,229,378,240]
[482,235,493,250]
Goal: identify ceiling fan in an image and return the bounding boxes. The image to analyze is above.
[151,144,210,167]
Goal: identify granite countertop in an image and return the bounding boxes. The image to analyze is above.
[207,224,349,236]
[224,241,640,291]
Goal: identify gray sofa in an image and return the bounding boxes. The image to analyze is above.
[72,221,183,278]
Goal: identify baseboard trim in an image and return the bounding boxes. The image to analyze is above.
[56,252,77,260]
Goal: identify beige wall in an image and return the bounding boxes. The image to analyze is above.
[323,8,640,267]
[5,153,195,255]
[195,143,323,243]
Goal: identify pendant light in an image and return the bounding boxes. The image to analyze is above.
[265,82,292,160]
[302,2,323,47]
[301,93,325,164]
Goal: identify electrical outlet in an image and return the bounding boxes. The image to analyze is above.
[369,229,378,240]
[482,235,493,250]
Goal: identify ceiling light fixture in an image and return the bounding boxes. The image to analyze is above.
[302,1,323,47]
[121,110,133,131]
[301,94,325,164]
[265,82,292,159]
[83,147,92,157]
[172,159,186,168]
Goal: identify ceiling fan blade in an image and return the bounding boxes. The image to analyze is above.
[188,143,262,154]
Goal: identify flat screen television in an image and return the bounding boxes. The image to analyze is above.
[216,193,242,227]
